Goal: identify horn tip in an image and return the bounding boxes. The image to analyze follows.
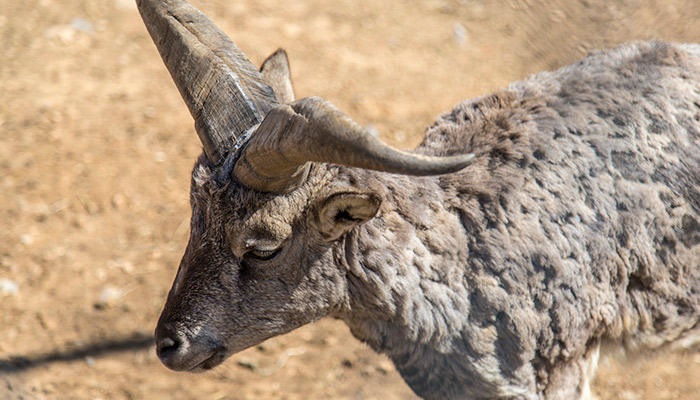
[445,152,476,173]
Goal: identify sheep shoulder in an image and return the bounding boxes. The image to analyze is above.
[342,41,700,399]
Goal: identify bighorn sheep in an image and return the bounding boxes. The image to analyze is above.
[137,0,700,398]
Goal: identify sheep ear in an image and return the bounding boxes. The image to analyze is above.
[260,48,295,103]
[316,192,380,240]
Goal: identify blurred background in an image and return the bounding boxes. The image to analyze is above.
[1,0,700,398]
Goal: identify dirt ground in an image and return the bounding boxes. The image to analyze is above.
[2,0,700,399]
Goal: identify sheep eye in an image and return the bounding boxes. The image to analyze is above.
[246,247,281,261]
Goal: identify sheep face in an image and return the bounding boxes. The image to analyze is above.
[154,156,379,372]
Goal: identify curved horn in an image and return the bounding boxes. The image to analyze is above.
[137,0,278,165]
[233,97,475,193]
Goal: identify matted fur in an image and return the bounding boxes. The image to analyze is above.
[158,41,700,399]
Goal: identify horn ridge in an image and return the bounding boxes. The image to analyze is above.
[233,97,475,193]
[137,0,278,165]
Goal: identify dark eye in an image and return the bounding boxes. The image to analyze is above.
[246,247,282,261]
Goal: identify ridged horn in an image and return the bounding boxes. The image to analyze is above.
[137,0,278,165]
[233,97,475,193]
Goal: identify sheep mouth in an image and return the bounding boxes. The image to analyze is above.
[189,348,228,372]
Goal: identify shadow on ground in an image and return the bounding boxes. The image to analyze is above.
[0,333,154,374]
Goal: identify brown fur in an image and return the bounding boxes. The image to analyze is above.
[156,42,700,399]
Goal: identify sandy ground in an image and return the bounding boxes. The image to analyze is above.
[2,0,700,399]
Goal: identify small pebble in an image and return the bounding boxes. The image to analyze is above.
[97,285,123,307]
[19,234,33,245]
[453,23,469,48]
[0,279,19,296]
[70,18,94,34]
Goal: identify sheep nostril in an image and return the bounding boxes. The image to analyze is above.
[156,336,180,360]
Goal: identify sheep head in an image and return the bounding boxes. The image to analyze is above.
[137,0,473,371]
